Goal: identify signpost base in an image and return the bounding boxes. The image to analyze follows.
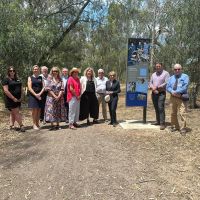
[143,106,147,124]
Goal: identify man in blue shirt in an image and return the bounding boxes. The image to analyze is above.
[166,64,189,135]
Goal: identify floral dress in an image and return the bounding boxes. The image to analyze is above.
[45,78,66,122]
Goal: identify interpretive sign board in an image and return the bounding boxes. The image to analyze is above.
[126,38,150,107]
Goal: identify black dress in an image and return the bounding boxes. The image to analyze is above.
[2,77,22,110]
[28,76,43,108]
[79,80,99,120]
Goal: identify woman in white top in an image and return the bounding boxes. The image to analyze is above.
[79,67,99,125]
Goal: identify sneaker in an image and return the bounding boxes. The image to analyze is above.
[108,122,113,125]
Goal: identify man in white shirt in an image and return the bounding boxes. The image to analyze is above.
[39,66,49,123]
[96,69,108,121]
[61,68,69,122]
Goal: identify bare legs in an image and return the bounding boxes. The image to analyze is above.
[10,107,25,131]
[32,108,41,129]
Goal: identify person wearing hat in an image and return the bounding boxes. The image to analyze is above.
[106,71,121,127]
[96,68,108,121]
[67,67,81,129]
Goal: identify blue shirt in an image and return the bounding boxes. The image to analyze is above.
[166,73,189,94]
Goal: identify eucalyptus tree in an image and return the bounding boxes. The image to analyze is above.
[0,0,92,80]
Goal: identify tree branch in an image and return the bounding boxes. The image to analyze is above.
[38,0,91,64]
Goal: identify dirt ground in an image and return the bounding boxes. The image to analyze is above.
[0,90,200,200]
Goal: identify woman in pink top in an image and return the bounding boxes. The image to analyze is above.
[67,68,81,129]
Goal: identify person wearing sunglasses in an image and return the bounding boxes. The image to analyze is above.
[149,62,170,130]
[44,67,66,130]
[166,64,189,135]
[2,66,25,132]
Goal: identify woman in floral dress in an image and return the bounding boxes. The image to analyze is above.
[45,67,66,130]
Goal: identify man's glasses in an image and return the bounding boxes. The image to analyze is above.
[174,68,181,71]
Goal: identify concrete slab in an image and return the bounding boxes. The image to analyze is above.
[119,120,160,130]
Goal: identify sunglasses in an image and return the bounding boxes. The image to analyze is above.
[9,70,15,72]
[174,68,181,71]
[52,70,58,73]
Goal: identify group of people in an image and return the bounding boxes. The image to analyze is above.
[2,62,189,134]
[2,65,121,131]
[150,62,189,135]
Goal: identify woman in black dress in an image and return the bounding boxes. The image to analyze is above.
[28,65,45,130]
[106,71,121,127]
[2,66,25,132]
[79,67,99,125]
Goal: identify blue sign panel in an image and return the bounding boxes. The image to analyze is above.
[126,38,150,107]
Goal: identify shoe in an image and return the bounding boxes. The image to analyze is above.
[104,119,109,123]
[69,125,76,130]
[49,126,56,131]
[169,127,179,132]
[93,119,99,124]
[55,125,61,130]
[33,125,39,130]
[20,125,25,132]
[113,123,117,127]
[108,122,113,125]
[151,122,160,125]
[160,125,166,130]
[87,119,91,125]
[73,123,80,128]
[9,125,16,130]
[180,128,187,135]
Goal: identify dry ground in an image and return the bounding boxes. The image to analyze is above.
[0,89,200,200]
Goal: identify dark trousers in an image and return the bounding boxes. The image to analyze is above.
[108,96,118,124]
[63,93,69,120]
[40,91,48,121]
[151,92,166,124]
